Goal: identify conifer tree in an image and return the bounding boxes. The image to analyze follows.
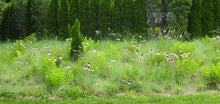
[57,0,69,39]
[112,0,121,32]
[0,5,10,41]
[99,0,111,37]
[134,0,146,33]
[213,0,220,29]
[201,0,213,36]
[88,0,99,39]
[188,0,202,37]
[47,0,58,35]
[121,0,134,31]
[24,0,33,37]
[78,0,89,36]
[69,0,78,27]
[70,19,83,60]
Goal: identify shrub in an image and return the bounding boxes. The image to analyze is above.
[64,86,82,98]
[200,63,220,87]
[171,41,196,58]
[70,19,84,60]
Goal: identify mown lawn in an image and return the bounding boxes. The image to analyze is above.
[0,93,220,104]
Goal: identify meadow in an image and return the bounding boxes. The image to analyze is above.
[0,34,220,103]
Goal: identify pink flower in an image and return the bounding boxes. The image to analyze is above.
[179,50,182,52]
[139,35,142,38]
[116,38,120,41]
[141,55,144,58]
[87,63,90,67]
[83,66,87,70]
[96,83,99,85]
[149,49,153,53]
[127,81,131,85]
[137,46,140,49]
[47,52,50,56]
[91,68,94,71]
[132,44,136,47]
[48,58,51,61]
[60,57,63,60]
[136,50,139,54]
[125,49,128,51]
[54,58,57,61]
[67,65,70,69]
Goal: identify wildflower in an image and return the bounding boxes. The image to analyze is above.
[87,63,90,67]
[136,50,139,54]
[149,49,153,53]
[25,62,28,64]
[65,66,68,69]
[175,54,179,58]
[125,49,128,51]
[131,41,133,43]
[88,67,90,71]
[166,56,169,61]
[108,27,111,30]
[132,44,136,47]
[112,33,116,36]
[168,37,171,39]
[116,38,120,41]
[124,62,128,65]
[54,58,57,61]
[139,35,142,38]
[179,50,182,52]
[60,56,63,60]
[139,59,142,62]
[93,50,96,52]
[38,49,40,53]
[121,79,125,82]
[95,83,99,85]
[91,68,94,71]
[83,66,87,70]
[137,46,140,49]
[127,81,131,85]
[141,54,144,58]
[96,30,100,34]
[47,52,50,56]
[48,58,51,61]
[171,52,174,55]
[180,53,184,58]
[111,60,116,62]
[145,52,148,55]
[67,65,70,69]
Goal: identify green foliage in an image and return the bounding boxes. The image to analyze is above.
[200,63,220,87]
[78,0,89,37]
[170,0,192,31]
[175,58,201,84]
[64,86,82,98]
[70,19,83,60]
[13,33,36,52]
[99,0,111,37]
[57,0,69,39]
[24,0,34,37]
[0,3,17,41]
[134,0,146,33]
[47,0,58,35]
[69,0,78,27]
[88,0,99,39]
[172,41,196,57]
[0,1,5,24]
[188,0,202,38]
[201,0,214,36]
[105,45,121,61]
[213,0,220,29]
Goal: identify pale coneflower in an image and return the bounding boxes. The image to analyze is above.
[47,52,50,56]
[149,49,153,53]
[141,54,144,58]
[136,50,139,54]
[83,66,87,70]
[139,35,142,38]
[111,60,116,62]
[125,49,128,51]
[54,58,57,62]
[137,46,140,49]
[87,63,90,67]
[65,66,68,69]
[180,53,184,58]
[132,44,136,47]
[67,65,70,69]
[124,62,128,65]
[88,67,90,71]
[48,58,51,61]
[91,68,94,71]
[171,52,174,55]
[179,50,182,53]
[60,56,63,60]
[127,81,131,85]
[95,83,99,85]
[116,38,120,41]
[175,54,179,58]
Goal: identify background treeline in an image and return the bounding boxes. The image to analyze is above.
[0,0,219,41]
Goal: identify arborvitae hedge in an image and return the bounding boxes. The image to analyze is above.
[0,3,16,41]
[88,0,99,39]
[47,0,58,35]
[213,0,220,29]
[57,0,69,39]
[78,0,89,37]
[134,0,146,33]
[188,0,202,38]
[201,0,213,36]
[69,0,78,27]
[99,0,111,37]
[24,0,33,37]
[70,19,83,60]
[112,0,122,32]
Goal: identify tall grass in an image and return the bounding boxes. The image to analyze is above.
[0,34,220,98]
